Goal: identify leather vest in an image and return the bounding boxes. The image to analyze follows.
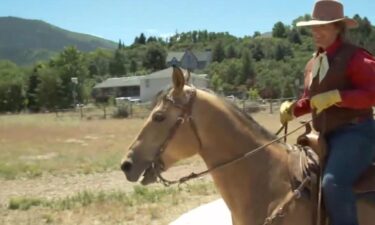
[306,43,373,134]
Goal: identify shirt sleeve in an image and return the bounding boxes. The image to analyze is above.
[293,60,313,117]
[293,88,311,117]
[339,49,375,109]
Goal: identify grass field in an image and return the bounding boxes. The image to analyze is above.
[0,113,145,179]
[0,111,310,225]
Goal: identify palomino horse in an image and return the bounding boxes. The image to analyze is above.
[121,67,375,225]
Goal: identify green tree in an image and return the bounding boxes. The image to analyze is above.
[138,33,146,45]
[240,49,255,85]
[109,49,127,76]
[53,46,89,108]
[272,21,287,38]
[26,63,44,112]
[142,43,167,71]
[129,59,138,73]
[251,42,265,61]
[226,45,237,58]
[0,60,25,112]
[288,29,302,44]
[36,67,61,110]
[212,41,225,63]
[87,49,112,77]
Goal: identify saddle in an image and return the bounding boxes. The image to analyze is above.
[287,123,375,225]
[292,128,375,194]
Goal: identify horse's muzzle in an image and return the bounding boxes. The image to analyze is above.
[121,160,132,173]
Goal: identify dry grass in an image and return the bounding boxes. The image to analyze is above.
[0,113,145,179]
[2,181,219,225]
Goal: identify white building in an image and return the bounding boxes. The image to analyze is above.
[93,67,209,102]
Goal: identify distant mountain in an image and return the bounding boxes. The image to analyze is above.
[0,16,117,65]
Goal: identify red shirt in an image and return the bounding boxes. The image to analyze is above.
[293,39,375,117]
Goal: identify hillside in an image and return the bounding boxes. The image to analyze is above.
[0,17,117,65]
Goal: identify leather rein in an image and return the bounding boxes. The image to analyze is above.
[151,88,309,187]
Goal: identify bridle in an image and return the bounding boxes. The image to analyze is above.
[151,88,309,187]
[150,88,203,185]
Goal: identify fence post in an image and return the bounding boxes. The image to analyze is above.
[79,105,84,119]
[269,100,273,114]
[129,102,133,118]
[103,106,107,119]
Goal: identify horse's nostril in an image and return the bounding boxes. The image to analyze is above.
[121,161,132,172]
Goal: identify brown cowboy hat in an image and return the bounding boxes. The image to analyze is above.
[296,0,358,28]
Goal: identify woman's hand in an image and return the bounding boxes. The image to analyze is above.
[310,89,342,114]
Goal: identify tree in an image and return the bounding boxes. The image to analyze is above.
[240,49,255,85]
[253,31,261,38]
[109,49,127,76]
[53,46,89,108]
[36,67,61,110]
[273,42,292,61]
[26,63,44,112]
[226,45,237,58]
[129,59,138,73]
[138,33,146,45]
[272,21,287,38]
[0,60,25,112]
[251,42,265,61]
[288,29,302,44]
[142,43,167,71]
[147,36,157,43]
[212,41,225,63]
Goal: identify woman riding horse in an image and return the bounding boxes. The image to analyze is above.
[280,1,375,225]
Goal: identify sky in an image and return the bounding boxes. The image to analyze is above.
[1,0,375,45]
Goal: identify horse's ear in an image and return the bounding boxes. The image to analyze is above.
[186,69,191,84]
[172,66,185,94]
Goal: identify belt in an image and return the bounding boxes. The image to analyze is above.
[349,115,373,124]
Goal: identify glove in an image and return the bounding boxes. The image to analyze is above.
[310,89,341,114]
[279,101,295,125]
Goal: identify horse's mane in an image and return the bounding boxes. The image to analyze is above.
[198,88,276,140]
[211,92,277,140]
[152,87,276,140]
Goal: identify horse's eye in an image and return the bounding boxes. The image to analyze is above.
[152,112,165,122]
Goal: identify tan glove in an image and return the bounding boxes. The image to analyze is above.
[279,101,295,124]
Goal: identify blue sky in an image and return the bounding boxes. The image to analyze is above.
[1,0,374,45]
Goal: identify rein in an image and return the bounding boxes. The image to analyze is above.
[152,90,311,186]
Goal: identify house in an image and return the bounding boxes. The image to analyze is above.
[93,67,209,102]
[166,49,212,71]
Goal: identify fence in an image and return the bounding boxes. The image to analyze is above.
[54,102,152,120]
[53,97,297,120]
[228,97,296,114]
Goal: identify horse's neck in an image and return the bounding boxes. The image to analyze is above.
[193,91,291,223]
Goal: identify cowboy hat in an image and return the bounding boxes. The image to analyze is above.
[296,0,358,28]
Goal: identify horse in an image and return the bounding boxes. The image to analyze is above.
[121,67,375,225]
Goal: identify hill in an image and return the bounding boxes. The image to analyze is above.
[0,16,117,65]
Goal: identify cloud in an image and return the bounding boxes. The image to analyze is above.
[144,29,174,40]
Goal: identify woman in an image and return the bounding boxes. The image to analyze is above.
[279,1,375,225]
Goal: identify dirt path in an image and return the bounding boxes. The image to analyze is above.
[0,163,209,208]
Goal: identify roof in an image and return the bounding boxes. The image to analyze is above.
[166,52,185,62]
[93,76,143,89]
[193,51,212,62]
[166,50,211,62]
[147,67,207,79]
[94,67,208,89]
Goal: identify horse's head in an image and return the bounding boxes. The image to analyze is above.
[121,67,201,185]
